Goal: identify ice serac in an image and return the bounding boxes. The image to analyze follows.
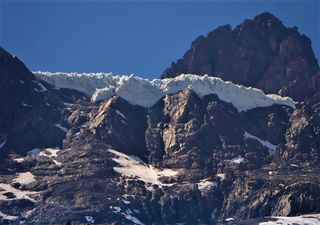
[35,72,295,112]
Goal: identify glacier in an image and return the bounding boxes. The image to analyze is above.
[34,72,296,112]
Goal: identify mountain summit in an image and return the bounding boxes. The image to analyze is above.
[162,12,319,102]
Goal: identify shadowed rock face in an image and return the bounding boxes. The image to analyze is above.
[0,12,320,225]
[162,12,319,102]
[0,47,86,159]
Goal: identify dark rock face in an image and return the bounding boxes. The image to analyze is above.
[162,12,319,102]
[0,12,320,225]
[0,48,87,159]
[0,48,61,158]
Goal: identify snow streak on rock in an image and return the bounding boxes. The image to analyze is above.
[244,131,277,153]
[54,124,68,132]
[35,72,295,112]
[122,209,145,225]
[0,211,19,221]
[0,140,6,149]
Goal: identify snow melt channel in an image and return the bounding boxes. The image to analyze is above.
[109,149,178,186]
[35,73,295,112]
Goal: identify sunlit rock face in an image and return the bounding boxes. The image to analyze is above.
[162,12,319,103]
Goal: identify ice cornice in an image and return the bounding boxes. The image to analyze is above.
[34,72,296,112]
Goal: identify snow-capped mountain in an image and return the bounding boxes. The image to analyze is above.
[0,12,319,225]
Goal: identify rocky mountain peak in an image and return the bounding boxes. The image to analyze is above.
[0,47,34,83]
[253,11,282,25]
[162,12,319,103]
[0,48,86,158]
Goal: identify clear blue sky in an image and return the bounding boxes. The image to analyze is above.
[0,0,319,79]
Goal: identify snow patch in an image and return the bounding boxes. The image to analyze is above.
[259,214,320,225]
[39,148,62,166]
[85,216,95,224]
[14,158,25,162]
[25,148,62,166]
[0,183,38,202]
[109,149,178,186]
[0,211,19,221]
[27,148,41,157]
[116,110,127,120]
[63,102,73,107]
[22,209,35,218]
[13,172,35,185]
[0,140,6,149]
[198,179,215,191]
[110,206,121,213]
[244,131,277,153]
[54,123,68,132]
[37,82,48,92]
[122,209,144,225]
[290,164,299,168]
[231,156,245,164]
[268,171,273,176]
[35,72,295,112]
[217,173,226,180]
[22,103,31,107]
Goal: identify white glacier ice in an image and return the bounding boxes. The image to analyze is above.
[34,72,296,112]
